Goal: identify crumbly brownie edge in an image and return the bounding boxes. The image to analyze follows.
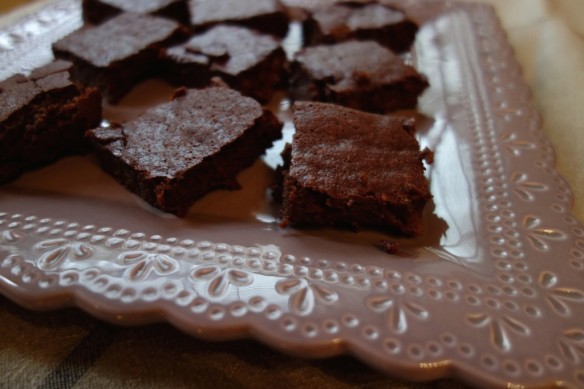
[191,11,290,38]
[278,101,432,236]
[279,169,429,237]
[86,109,283,216]
[302,16,418,54]
[157,109,283,215]
[52,49,160,104]
[326,74,430,114]
[289,59,429,114]
[0,86,102,184]
[219,48,289,104]
[52,20,189,104]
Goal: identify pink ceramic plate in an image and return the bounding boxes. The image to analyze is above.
[1,1,583,388]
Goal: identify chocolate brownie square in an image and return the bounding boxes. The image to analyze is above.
[302,1,418,53]
[0,60,101,184]
[188,0,290,38]
[279,101,431,236]
[86,87,283,216]
[163,25,288,103]
[290,40,429,114]
[52,12,188,104]
[82,0,190,25]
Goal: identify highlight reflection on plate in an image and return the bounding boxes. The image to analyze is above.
[1,1,583,388]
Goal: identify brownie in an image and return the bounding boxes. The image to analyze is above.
[82,0,190,25]
[188,0,290,38]
[290,40,429,114]
[52,12,188,104]
[0,60,102,184]
[163,25,288,103]
[85,86,283,216]
[302,1,418,53]
[279,101,432,236]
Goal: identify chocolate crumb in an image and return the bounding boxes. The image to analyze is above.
[379,239,400,254]
[421,147,434,164]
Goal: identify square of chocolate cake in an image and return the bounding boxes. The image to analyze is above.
[82,0,190,25]
[302,1,418,53]
[86,87,283,216]
[279,101,432,236]
[163,25,288,103]
[290,40,429,114]
[52,12,188,104]
[0,60,102,184]
[188,0,290,38]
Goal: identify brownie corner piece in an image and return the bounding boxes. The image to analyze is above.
[279,101,431,236]
[302,0,419,53]
[0,60,102,184]
[290,40,428,114]
[85,86,283,216]
[52,12,188,104]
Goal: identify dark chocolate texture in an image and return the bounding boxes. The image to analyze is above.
[302,1,418,53]
[290,40,429,114]
[164,25,288,103]
[188,0,290,37]
[280,101,431,236]
[0,60,102,184]
[52,12,187,104]
[86,87,283,216]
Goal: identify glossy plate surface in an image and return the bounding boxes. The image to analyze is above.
[1,1,583,388]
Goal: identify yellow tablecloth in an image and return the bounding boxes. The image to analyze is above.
[0,1,582,388]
